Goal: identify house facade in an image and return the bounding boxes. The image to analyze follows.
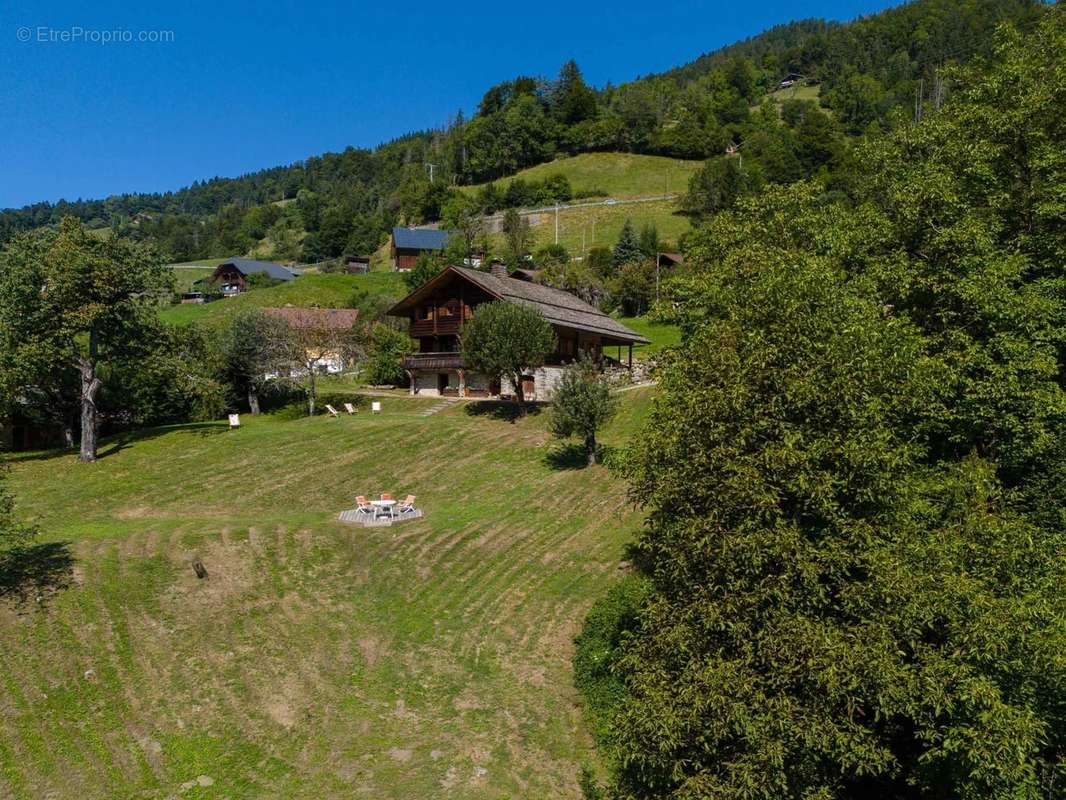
[387,265,649,401]
[262,307,361,374]
[210,258,298,296]
[391,227,450,271]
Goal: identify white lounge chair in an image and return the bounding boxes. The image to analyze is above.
[344,403,358,415]
[228,414,241,429]
[371,401,381,413]
[325,405,340,418]
[396,495,417,515]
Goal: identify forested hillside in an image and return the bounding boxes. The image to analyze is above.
[0,0,1044,265]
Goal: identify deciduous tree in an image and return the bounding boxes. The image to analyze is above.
[0,218,169,462]
[549,356,617,465]
[461,301,555,408]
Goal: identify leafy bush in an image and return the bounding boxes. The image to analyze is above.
[573,575,650,752]
[362,323,411,386]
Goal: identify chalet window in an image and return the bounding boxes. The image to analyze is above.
[417,305,434,321]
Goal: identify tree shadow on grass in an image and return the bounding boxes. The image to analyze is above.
[95,422,227,460]
[544,442,616,471]
[464,401,543,424]
[11,422,227,463]
[0,542,75,605]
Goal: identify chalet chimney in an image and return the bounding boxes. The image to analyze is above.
[490,262,508,279]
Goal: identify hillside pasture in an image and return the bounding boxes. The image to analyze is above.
[1,390,654,799]
[463,152,703,201]
[160,272,408,327]
[495,198,692,256]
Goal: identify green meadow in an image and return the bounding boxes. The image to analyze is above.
[1,390,655,798]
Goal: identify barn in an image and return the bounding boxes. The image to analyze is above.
[390,228,450,271]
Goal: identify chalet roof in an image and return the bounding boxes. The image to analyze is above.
[218,258,297,281]
[511,268,542,282]
[389,266,650,345]
[658,252,684,265]
[393,227,450,251]
[263,307,360,330]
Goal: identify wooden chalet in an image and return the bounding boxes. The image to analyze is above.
[209,258,298,296]
[387,265,649,400]
[391,227,450,271]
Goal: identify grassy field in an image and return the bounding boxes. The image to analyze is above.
[168,267,216,293]
[617,316,682,358]
[767,82,822,105]
[517,198,692,255]
[1,390,654,798]
[160,272,408,327]
[463,152,703,200]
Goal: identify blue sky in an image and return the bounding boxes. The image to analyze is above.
[1,0,899,209]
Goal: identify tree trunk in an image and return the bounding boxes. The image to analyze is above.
[586,433,597,465]
[248,390,261,415]
[307,368,317,417]
[512,372,525,414]
[78,329,101,462]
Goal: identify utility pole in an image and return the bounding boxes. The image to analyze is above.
[933,65,945,111]
[655,252,660,303]
[554,202,560,245]
[425,162,438,183]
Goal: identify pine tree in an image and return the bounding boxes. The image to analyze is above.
[612,219,642,267]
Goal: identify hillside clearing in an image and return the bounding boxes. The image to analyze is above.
[462,152,703,200]
[1,390,654,798]
[493,198,692,255]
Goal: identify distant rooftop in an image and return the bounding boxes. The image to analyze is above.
[218,258,297,281]
[392,227,450,251]
[263,307,360,330]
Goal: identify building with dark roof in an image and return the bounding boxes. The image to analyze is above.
[210,258,298,296]
[387,264,648,400]
[390,227,451,271]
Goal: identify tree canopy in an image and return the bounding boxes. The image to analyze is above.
[581,13,1066,799]
[460,301,555,406]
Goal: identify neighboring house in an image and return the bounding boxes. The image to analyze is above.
[263,307,361,374]
[388,264,649,401]
[391,227,450,271]
[210,258,298,296]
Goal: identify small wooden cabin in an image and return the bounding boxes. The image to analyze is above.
[344,255,371,274]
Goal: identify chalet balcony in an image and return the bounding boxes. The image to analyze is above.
[402,352,465,371]
[410,317,463,337]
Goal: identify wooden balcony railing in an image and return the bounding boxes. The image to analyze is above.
[402,352,465,370]
[410,318,462,337]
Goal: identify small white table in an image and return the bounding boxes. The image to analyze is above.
[370,499,396,519]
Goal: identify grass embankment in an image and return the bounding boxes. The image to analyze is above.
[463,152,703,200]
[1,389,655,799]
[617,316,682,359]
[463,152,701,254]
[160,272,408,327]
